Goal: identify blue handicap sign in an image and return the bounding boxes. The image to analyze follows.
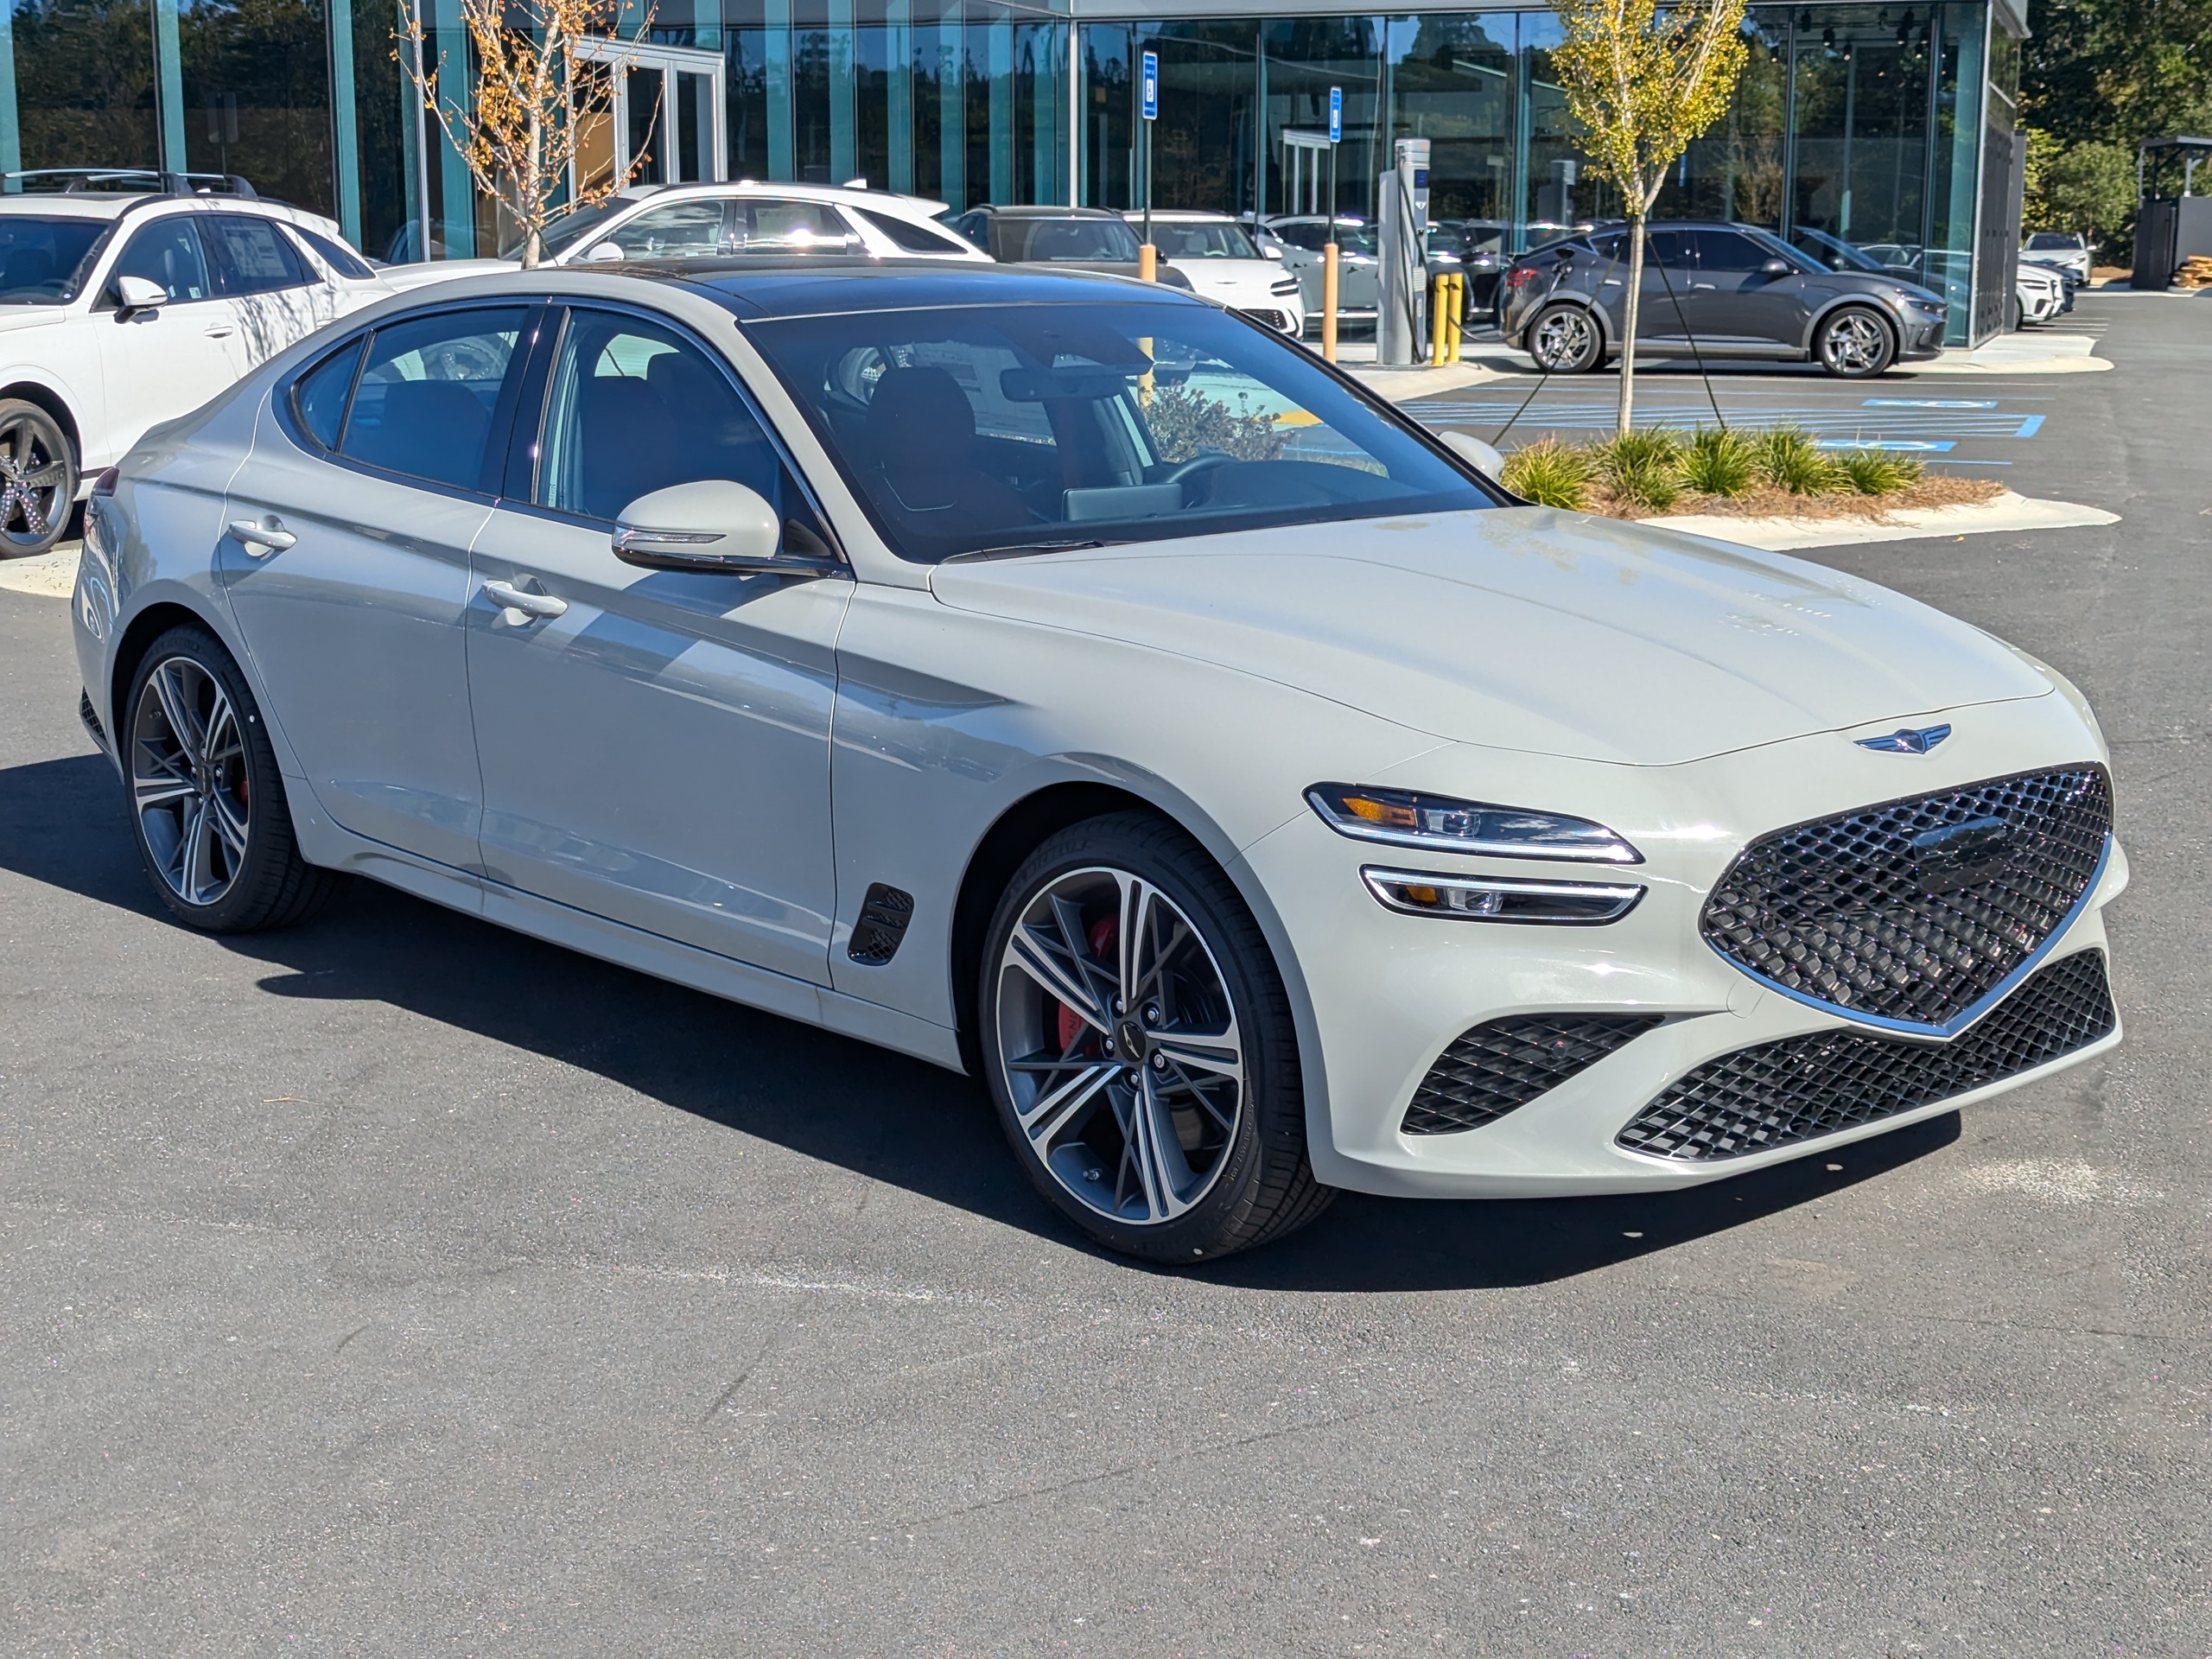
[1329,86,1342,143]
[1141,52,1159,121]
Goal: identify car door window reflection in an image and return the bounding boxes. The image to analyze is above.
[1694,231,1777,273]
[112,218,215,303]
[537,308,823,539]
[340,308,527,490]
[204,214,310,296]
[603,200,727,260]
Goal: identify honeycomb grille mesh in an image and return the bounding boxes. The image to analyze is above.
[1616,950,2114,1162]
[1701,767,2109,1029]
[1403,1014,1663,1136]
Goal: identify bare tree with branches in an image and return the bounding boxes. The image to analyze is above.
[400,0,656,268]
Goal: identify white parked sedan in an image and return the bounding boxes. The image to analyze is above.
[1124,210,1306,334]
[0,170,392,553]
[73,262,2125,1262]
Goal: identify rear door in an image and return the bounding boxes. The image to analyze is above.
[217,303,537,872]
[202,212,326,366]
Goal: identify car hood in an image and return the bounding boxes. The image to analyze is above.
[927,509,2053,767]
[375,257,515,291]
[1169,259,1291,297]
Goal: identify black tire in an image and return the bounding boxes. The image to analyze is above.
[122,625,339,932]
[2011,295,2027,330]
[1813,304,1897,378]
[1526,302,1607,373]
[978,811,1333,1262]
[0,397,77,557]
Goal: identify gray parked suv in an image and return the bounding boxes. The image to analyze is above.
[1499,220,1951,378]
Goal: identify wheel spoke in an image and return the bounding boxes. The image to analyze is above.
[208,788,250,862]
[1007,924,1109,1034]
[149,664,204,762]
[1153,1028,1243,1084]
[132,775,198,811]
[23,462,65,489]
[1016,1059,1116,1147]
[176,798,212,902]
[201,687,241,767]
[1122,1072,1196,1223]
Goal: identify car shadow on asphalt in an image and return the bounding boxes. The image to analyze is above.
[2,750,1962,1294]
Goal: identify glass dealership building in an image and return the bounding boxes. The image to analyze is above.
[0,0,2026,341]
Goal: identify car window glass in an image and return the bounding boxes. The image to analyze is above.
[732,200,851,251]
[601,200,726,259]
[205,213,308,295]
[340,307,527,490]
[288,224,375,279]
[747,301,1491,563]
[1274,222,1325,251]
[537,308,827,545]
[111,217,214,303]
[856,206,971,253]
[1643,230,1693,269]
[1010,218,1141,262]
[0,214,109,303]
[293,337,365,448]
[1150,221,1260,259]
[1694,230,1771,272]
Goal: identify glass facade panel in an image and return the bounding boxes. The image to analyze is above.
[177,0,334,215]
[1260,16,1381,219]
[6,0,160,173]
[1387,14,1514,226]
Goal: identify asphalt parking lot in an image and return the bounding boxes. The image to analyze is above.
[4,290,2208,1653]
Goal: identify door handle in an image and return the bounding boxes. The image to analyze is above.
[204,324,236,338]
[226,518,296,556]
[483,579,568,620]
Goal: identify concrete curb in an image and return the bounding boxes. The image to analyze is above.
[0,544,79,599]
[1640,489,2120,550]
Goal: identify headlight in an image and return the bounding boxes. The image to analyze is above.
[1363,867,1644,924]
[1270,278,1303,296]
[1306,784,1643,863]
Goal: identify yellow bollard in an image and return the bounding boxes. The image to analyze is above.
[1138,244,1157,283]
[1321,242,1339,364]
[1446,272,1465,363]
[1430,272,1448,365]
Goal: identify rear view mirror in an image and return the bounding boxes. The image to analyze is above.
[1262,243,1284,261]
[114,275,168,315]
[1759,257,1793,276]
[1438,430,1504,480]
[611,480,838,576]
[582,241,626,262]
[1000,365,1137,402]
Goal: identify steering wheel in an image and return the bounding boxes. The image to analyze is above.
[1160,450,1236,489]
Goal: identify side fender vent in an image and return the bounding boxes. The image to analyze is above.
[79,689,109,755]
[848,883,916,965]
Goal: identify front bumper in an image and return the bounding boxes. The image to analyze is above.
[1240,690,2122,1198]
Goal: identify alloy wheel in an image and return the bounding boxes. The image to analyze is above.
[130,655,251,907]
[994,865,1246,1226]
[1820,311,1889,374]
[0,410,68,551]
[1531,308,1596,371]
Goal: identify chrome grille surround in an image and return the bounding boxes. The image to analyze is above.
[1700,766,2111,1037]
[1615,950,2115,1162]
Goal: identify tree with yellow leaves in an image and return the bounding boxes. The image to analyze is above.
[401,0,656,268]
[1547,0,1749,433]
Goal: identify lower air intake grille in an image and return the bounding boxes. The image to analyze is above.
[1237,308,1292,332]
[1403,1014,1663,1136]
[1616,949,2115,1162]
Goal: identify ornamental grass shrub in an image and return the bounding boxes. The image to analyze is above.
[1496,423,1931,514]
[1498,438,1595,509]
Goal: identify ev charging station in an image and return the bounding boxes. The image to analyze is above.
[1377,136,1430,365]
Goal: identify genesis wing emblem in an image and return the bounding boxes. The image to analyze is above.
[1856,723,1953,754]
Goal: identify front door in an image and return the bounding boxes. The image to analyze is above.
[1686,229,1812,346]
[466,304,849,984]
[219,304,537,872]
[92,212,243,467]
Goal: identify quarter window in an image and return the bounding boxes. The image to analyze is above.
[340,307,529,491]
[536,308,827,548]
[855,207,970,254]
[600,200,727,260]
[287,224,375,280]
[293,337,365,449]
[111,218,214,303]
[205,213,309,295]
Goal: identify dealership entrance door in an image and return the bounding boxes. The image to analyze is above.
[574,41,728,193]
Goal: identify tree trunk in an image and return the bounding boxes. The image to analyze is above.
[522,102,544,269]
[1617,212,1644,436]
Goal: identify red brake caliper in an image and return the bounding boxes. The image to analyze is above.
[1056,913,1119,1052]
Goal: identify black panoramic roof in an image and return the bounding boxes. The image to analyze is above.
[652,257,1201,320]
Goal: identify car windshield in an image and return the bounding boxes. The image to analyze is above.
[2025,232,2082,250]
[745,299,1492,563]
[1006,217,1143,262]
[522,197,635,259]
[1147,220,1260,259]
[0,214,109,303]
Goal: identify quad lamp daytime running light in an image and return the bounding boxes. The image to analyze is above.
[1362,868,1645,925]
[1306,784,1643,864]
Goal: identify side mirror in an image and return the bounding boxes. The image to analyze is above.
[1262,243,1284,261]
[1759,257,1793,276]
[1438,430,1504,480]
[114,275,168,315]
[611,480,836,576]
[582,240,626,263]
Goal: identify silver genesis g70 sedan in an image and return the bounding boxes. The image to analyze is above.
[71,262,2125,1261]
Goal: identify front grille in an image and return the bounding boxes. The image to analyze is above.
[1237,307,1291,332]
[1701,766,2109,1032]
[1616,949,2114,1162]
[1403,1014,1662,1135]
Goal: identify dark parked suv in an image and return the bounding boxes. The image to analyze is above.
[1499,220,1950,378]
[950,205,1193,290]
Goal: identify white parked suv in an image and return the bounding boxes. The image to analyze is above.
[0,169,392,554]
[1122,210,1306,334]
[381,181,988,290]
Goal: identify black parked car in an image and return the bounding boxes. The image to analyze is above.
[1498,220,1950,378]
[950,205,1193,290]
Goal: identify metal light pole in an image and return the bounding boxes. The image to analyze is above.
[1322,85,1341,361]
[1138,49,1158,282]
